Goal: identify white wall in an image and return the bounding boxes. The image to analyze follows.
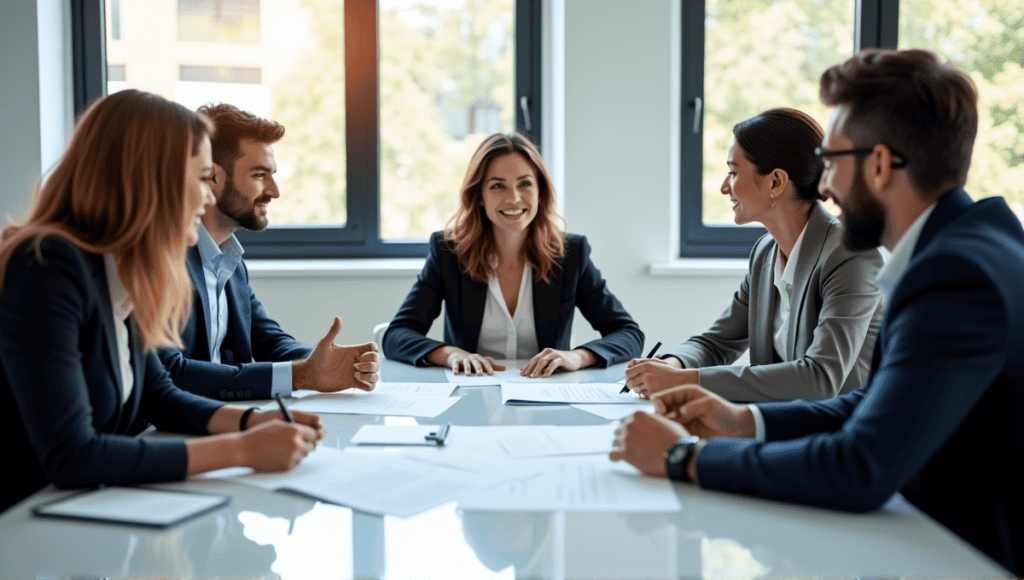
[0,0,747,356]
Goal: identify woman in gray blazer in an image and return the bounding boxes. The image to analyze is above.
[625,108,885,402]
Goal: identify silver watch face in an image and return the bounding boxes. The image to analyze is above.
[668,445,688,463]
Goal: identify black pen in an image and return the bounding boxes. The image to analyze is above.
[425,423,451,446]
[621,341,663,394]
[274,393,294,423]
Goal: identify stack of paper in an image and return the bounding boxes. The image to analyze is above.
[501,383,647,405]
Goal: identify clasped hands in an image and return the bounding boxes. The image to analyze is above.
[293,316,380,392]
[447,347,595,378]
[609,384,755,478]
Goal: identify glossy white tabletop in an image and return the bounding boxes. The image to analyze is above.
[0,360,1012,579]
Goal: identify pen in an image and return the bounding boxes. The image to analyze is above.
[425,423,451,446]
[274,393,294,423]
[621,341,663,394]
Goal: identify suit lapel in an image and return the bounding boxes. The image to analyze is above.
[120,318,144,430]
[186,247,213,355]
[533,267,562,350]
[461,274,487,354]
[222,266,253,364]
[90,254,126,407]
[785,201,836,360]
[912,188,973,258]
[750,239,777,365]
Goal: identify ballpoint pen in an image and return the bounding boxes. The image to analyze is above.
[274,393,294,423]
[424,423,451,446]
[621,341,663,394]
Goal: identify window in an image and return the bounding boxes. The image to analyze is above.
[74,0,541,258]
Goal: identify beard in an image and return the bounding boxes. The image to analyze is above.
[217,174,271,232]
[838,165,887,251]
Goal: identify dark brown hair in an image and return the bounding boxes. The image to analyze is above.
[0,89,213,350]
[733,107,826,203]
[819,48,978,200]
[198,103,285,175]
[446,132,565,283]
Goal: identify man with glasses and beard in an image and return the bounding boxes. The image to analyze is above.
[611,49,1024,575]
[159,104,379,403]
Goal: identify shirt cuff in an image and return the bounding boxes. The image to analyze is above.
[271,362,293,397]
[747,404,766,440]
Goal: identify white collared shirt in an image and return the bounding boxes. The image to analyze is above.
[103,255,134,405]
[477,263,539,360]
[196,224,292,396]
[772,223,808,360]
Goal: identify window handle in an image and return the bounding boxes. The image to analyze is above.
[520,96,532,132]
[692,97,703,134]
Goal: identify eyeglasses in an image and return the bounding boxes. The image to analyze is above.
[815,145,908,170]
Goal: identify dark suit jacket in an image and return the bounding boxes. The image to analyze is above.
[666,201,885,401]
[383,232,644,366]
[694,189,1024,575]
[0,237,223,513]
[158,246,312,400]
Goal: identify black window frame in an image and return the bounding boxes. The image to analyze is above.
[678,0,898,258]
[72,0,543,259]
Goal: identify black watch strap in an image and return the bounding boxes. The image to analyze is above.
[665,435,700,482]
[239,407,260,431]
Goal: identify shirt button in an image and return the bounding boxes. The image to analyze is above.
[236,390,245,399]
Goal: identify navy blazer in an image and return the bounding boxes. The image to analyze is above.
[0,237,222,513]
[695,190,1024,575]
[158,246,312,400]
[383,232,644,366]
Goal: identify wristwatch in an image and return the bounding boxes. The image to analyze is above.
[665,435,701,482]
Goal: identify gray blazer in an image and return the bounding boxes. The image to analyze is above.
[666,201,885,402]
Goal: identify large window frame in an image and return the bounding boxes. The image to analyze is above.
[679,0,898,258]
[72,0,543,259]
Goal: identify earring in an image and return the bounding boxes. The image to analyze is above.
[769,192,777,208]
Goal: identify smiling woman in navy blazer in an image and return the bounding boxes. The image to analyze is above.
[0,90,324,513]
[383,132,643,377]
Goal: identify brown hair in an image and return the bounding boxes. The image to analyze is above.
[733,107,826,203]
[0,89,213,351]
[446,132,565,283]
[198,103,285,175]
[819,48,978,200]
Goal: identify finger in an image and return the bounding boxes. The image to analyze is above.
[521,354,540,376]
[360,350,380,362]
[484,357,507,371]
[479,358,495,375]
[470,358,483,376]
[355,372,378,388]
[319,316,343,347]
[624,364,643,379]
[609,448,627,462]
[455,359,469,375]
[360,341,379,353]
[627,358,640,368]
[354,362,378,372]
[541,356,564,377]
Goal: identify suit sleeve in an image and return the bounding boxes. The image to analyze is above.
[157,261,311,400]
[382,232,449,366]
[695,256,1008,511]
[0,241,214,489]
[695,247,884,402]
[571,236,644,366]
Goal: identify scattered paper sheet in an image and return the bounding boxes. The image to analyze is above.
[445,360,525,386]
[351,424,446,446]
[374,382,458,396]
[458,456,682,512]
[289,392,460,418]
[572,402,655,420]
[494,424,616,457]
[445,360,628,385]
[501,383,647,405]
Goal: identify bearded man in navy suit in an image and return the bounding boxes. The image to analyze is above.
[612,49,1024,576]
[159,104,379,401]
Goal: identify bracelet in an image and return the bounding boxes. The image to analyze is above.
[239,407,260,431]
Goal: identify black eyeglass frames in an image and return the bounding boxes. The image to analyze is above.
[814,145,908,169]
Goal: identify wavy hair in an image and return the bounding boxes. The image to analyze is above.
[446,132,565,283]
[0,89,213,351]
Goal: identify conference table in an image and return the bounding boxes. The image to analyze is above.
[0,359,1012,579]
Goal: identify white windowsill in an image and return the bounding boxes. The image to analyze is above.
[245,257,748,279]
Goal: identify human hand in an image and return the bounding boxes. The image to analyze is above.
[627,356,683,369]
[447,352,507,376]
[249,409,326,443]
[623,360,698,398]
[609,411,690,476]
[652,385,755,439]
[294,316,379,392]
[521,348,595,378]
[240,420,319,472]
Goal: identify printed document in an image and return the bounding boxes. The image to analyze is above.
[501,383,647,405]
[289,392,459,417]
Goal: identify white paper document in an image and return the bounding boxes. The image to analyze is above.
[446,360,627,386]
[501,383,647,405]
[494,424,616,457]
[374,382,458,396]
[445,360,525,386]
[210,446,526,518]
[458,456,682,512]
[289,392,460,417]
[33,487,229,527]
[572,402,655,420]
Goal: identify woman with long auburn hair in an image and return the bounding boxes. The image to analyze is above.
[624,108,885,402]
[384,132,643,377]
[0,90,325,513]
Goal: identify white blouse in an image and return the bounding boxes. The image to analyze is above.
[476,263,539,360]
[772,224,808,360]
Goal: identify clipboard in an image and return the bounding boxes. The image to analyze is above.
[32,486,230,528]
[350,424,451,446]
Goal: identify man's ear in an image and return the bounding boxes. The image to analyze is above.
[866,145,896,193]
[210,163,227,197]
